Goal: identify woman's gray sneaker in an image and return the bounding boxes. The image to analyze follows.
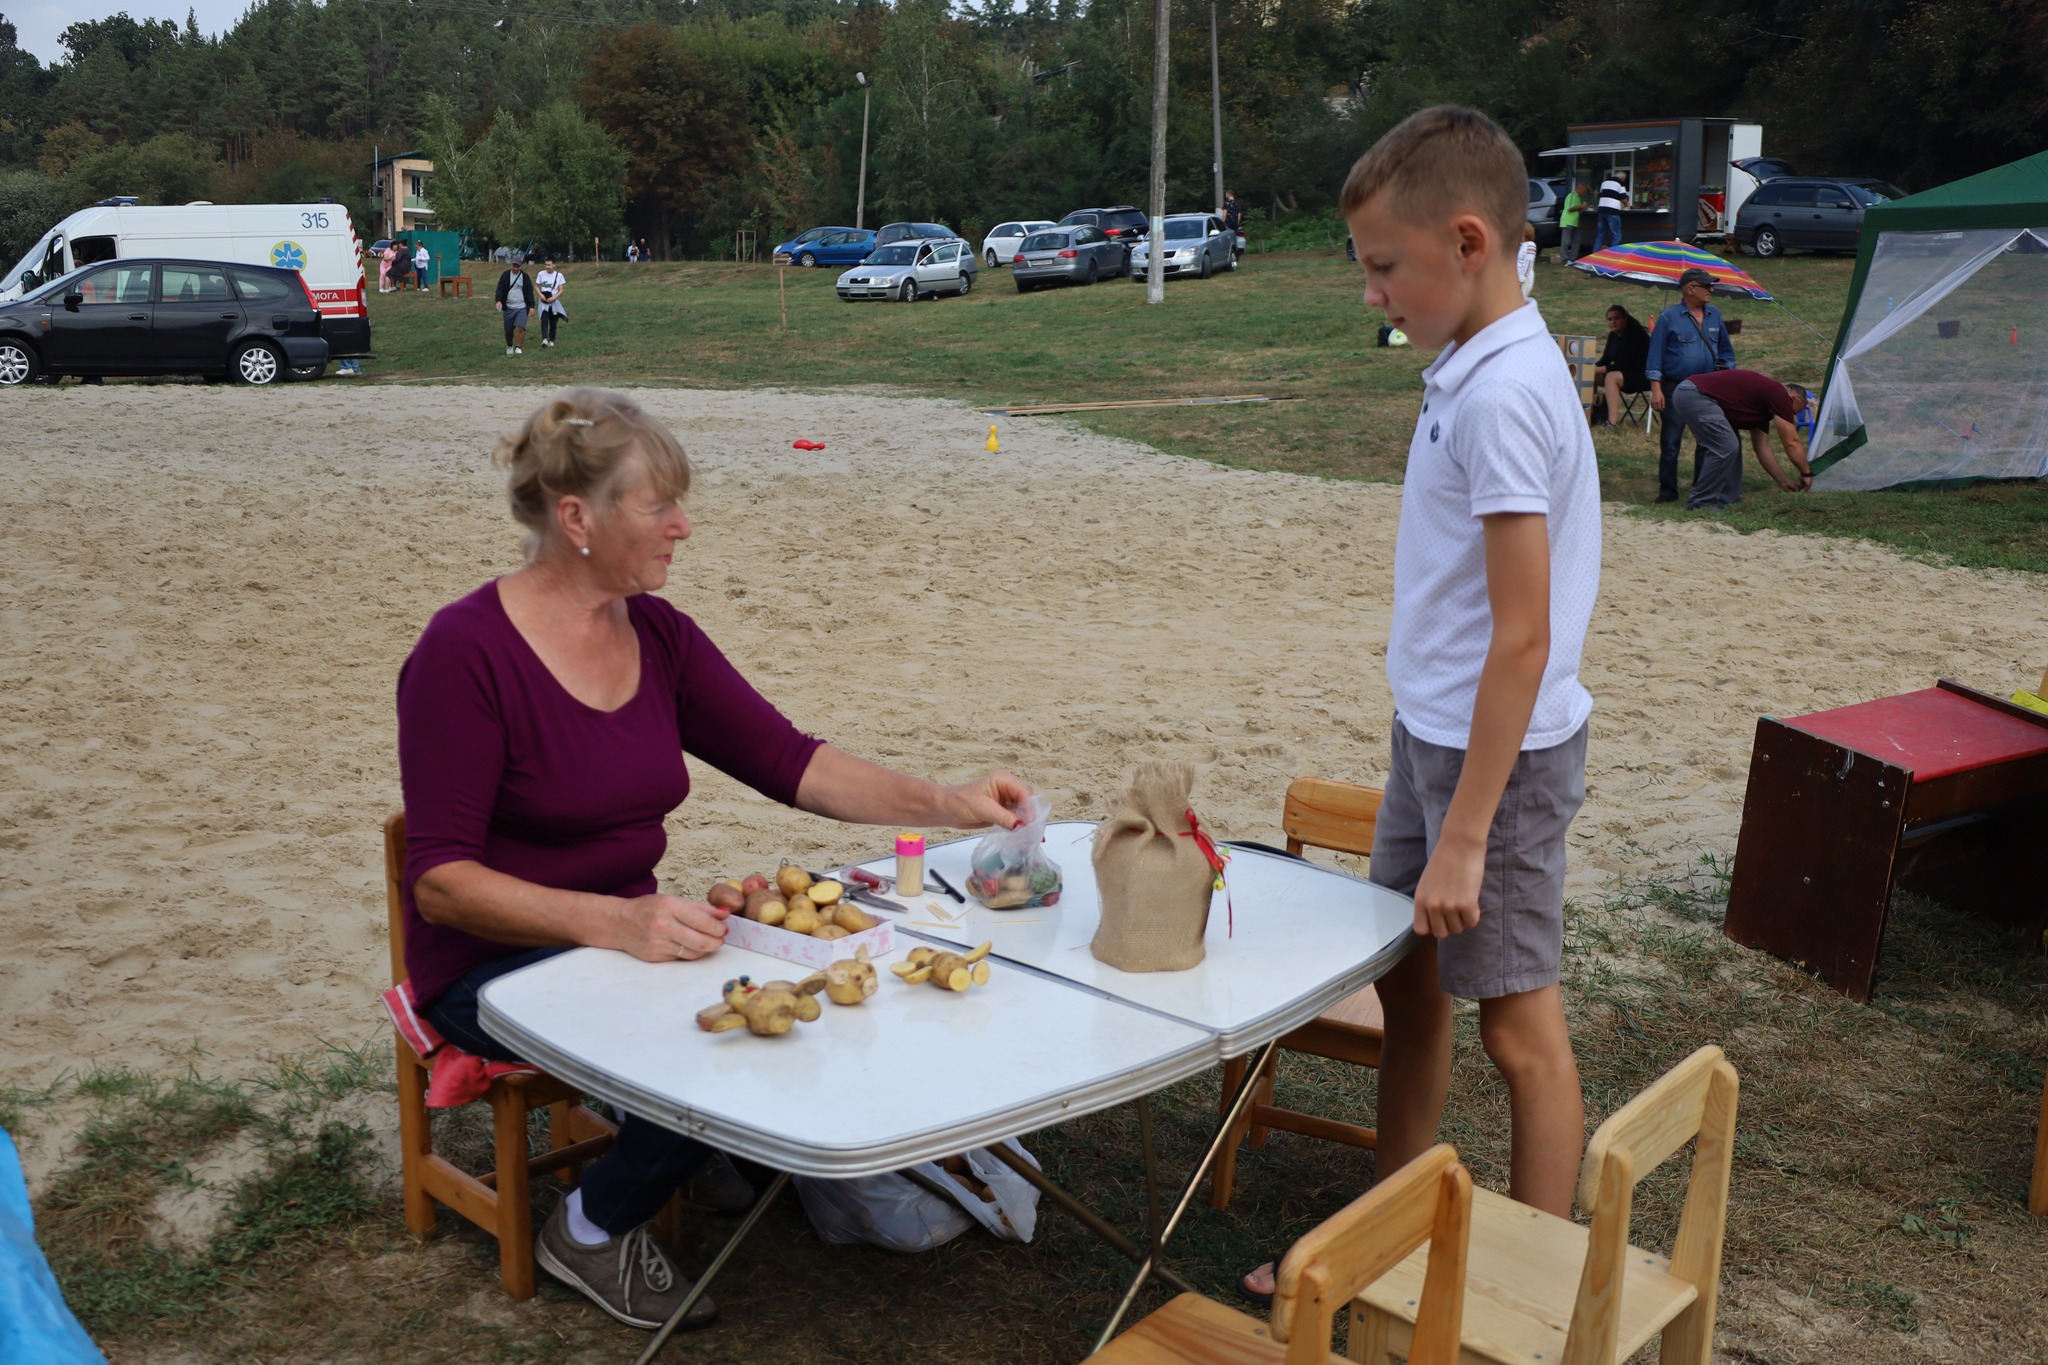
[534,1205,717,1332]
[682,1152,755,1213]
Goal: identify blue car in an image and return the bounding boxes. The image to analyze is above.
[773,227,877,268]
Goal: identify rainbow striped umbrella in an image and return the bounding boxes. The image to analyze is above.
[1569,240,1773,300]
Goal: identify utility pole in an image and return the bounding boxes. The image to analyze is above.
[1145,0,1169,305]
[1209,0,1224,218]
[856,72,871,231]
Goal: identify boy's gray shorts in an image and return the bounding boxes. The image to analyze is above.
[1369,717,1588,999]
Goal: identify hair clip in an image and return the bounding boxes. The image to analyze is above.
[563,417,594,427]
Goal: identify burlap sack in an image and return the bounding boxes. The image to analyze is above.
[1090,761,1216,972]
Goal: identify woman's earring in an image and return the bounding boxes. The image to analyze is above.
[580,545,590,557]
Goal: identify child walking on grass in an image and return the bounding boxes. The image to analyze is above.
[1244,105,1601,1300]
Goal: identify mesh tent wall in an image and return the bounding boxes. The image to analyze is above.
[1811,150,2048,490]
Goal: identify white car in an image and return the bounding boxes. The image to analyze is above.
[979,220,1056,268]
[836,238,979,302]
[1128,214,1238,280]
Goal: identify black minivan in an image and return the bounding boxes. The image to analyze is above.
[0,258,329,386]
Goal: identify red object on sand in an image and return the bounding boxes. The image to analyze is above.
[792,439,826,451]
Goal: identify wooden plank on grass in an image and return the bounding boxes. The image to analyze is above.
[981,394,1279,416]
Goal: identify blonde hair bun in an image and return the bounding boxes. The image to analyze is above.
[493,388,692,550]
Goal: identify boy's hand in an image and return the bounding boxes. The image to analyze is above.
[1412,833,1485,937]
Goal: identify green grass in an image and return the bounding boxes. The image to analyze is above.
[362,248,2046,573]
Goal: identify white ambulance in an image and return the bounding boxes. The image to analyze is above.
[0,199,371,361]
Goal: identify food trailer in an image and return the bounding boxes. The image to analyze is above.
[1541,118,1767,246]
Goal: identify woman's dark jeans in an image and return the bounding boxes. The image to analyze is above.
[425,947,714,1236]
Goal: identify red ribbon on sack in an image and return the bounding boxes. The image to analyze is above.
[1180,809,1234,937]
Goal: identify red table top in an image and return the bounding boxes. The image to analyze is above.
[1785,687,2048,782]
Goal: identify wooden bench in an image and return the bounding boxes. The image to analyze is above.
[439,276,473,298]
[1724,679,2048,1003]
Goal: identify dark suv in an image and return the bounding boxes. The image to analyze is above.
[1058,206,1150,265]
[1735,177,1906,258]
[0,258,329,386]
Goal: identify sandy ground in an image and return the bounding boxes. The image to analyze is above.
[4,382,2044,1097]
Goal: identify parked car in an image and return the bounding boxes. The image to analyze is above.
[980,220,1057,268]
[1127,214,1236,279]
[1734,176,1907,257]
[775,227,876,268]
[1056,207,1150,257]
[873,222,957,248]
[1010,225,1126,291]
[0,257,329,386]
[835,238,978,301]
[1526,178,1562,249]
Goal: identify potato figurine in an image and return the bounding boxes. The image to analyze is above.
[776,865,814,899]
[823,947,879,1005]
[808,879,844,908]
[830,901,880,934]
[784,902,820,936]
[891,942,992,991]
[695,973,828,1036]
[706,881,746,914]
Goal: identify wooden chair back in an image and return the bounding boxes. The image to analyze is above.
[1565,1045,1740,1365]
[384,812,409,988]
[1271,1144,1471,1365]
[1282,776,1383,860]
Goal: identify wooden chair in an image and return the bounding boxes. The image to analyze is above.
[2031,1065,2048,1218]
[1352,1045,1740,1365]
[385,812,622,1298]
[1211,777,1386,1210]
[1090,1144,1472,1365]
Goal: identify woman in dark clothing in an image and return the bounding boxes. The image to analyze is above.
[398,388,1030,1331]
[1592,304,1651,427]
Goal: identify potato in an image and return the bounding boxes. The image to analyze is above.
[787,893,816,919]
[776,865,814,899]
[831,902,879,934]
[706,882,746,913]
[784,904,820,936]
[741,873,772,896]
[813,924,851,941]
[807,879,844,908]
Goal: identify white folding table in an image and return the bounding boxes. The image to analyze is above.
[479,824,1415,1361]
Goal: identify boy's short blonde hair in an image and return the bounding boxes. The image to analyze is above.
[1340,106,1528,254]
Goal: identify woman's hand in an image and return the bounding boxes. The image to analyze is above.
[609,894,729,962]
[935,770,1033,830]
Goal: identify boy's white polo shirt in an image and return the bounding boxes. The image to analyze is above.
[1386,300,1600,751]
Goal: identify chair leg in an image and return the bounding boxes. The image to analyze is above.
[1210,1056,1249,1210]
[1658,1299,1717,1365]
[550,1099,582,1189]
[1247,1050,1280,1149]
[491,1087,538,1300]
[2029,1064,2048,1217]
[395,1039,437,1236]
[1348,1301,1398,1364]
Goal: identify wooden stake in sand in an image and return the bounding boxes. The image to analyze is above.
[982,394,1280,417]
[779,267,788,330]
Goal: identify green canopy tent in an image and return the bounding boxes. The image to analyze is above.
[1811,150,2048,490]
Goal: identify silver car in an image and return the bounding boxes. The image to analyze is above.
[1128,214,1237,280]
[1011,225,1126,292]
[835,238,979,302]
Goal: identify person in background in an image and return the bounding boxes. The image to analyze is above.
[1559,181,1587,262]
[495,259,535,356]
[626,242,639,263]
[389,241,412,292]
[379,242,399,293]
[1591,304,1650,426]
[1672,370,1811,508]
[1594,169,1628,252]
[1223,189,1247,254]
[413,240,431,292]
[398,388,1029,1331]
[536,258,567,349]
[1517,222,1537,300]
[638,237,652,263]
[1646,267,1737,502]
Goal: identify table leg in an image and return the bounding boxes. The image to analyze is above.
[1136,1096,1163,1247]
[984,1143,1198,1297]
[634,1170,792,1365]
[1093,1039,1279,1351]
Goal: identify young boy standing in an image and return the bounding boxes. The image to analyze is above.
[1243,110,1599,1301]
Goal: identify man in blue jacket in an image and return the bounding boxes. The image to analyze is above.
[1646,267,1738,502]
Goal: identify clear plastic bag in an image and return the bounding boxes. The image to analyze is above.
[966,794,1062,909]
[793,1140,1041,1252]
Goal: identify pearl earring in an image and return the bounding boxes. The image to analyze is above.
[580,546,590,557]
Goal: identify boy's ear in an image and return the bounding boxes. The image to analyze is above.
[1448,211,1496,273]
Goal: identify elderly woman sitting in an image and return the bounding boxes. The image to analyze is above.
[397,388,1028,1332]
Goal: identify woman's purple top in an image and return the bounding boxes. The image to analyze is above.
[396,581,823,1005]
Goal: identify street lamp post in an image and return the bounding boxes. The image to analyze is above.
[856,72,871,232]
[1145,0,1169,305]
[1209,0,1224,218]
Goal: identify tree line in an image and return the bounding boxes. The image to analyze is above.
[0,0,2042,267]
